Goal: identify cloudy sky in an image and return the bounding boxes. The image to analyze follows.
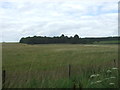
[0,0,118,42]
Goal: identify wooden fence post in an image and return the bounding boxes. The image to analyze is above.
[114,59,116,67]
[2,70,6,88]
[68,64,71,79]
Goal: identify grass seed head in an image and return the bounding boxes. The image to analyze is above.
[109,83,115,85]
[107,70,112,73]
[96,80,102,83]
[110,77,116,79]
[90,74,96,78]
[112,67,118,70]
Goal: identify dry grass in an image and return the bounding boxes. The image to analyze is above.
[2,43,118,88]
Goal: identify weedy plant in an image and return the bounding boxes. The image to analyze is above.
[88,66,118,88]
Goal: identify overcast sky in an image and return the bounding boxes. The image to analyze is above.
[0,0,119,42]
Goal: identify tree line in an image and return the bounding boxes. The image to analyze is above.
[19,34,119,44]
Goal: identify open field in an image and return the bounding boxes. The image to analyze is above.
[2,43,119,88]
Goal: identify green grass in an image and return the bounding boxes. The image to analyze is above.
[2,43,119,88]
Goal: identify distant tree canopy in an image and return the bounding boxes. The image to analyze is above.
[19,34,119,44]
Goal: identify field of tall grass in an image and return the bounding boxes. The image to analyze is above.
[2,43,119,88]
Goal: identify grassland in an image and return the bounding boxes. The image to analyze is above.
[2,43,119,88]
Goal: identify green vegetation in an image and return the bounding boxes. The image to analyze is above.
[94,40,120,44]
[20,34,119,44]
[2,43,119,88]
[20,34,93,44]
